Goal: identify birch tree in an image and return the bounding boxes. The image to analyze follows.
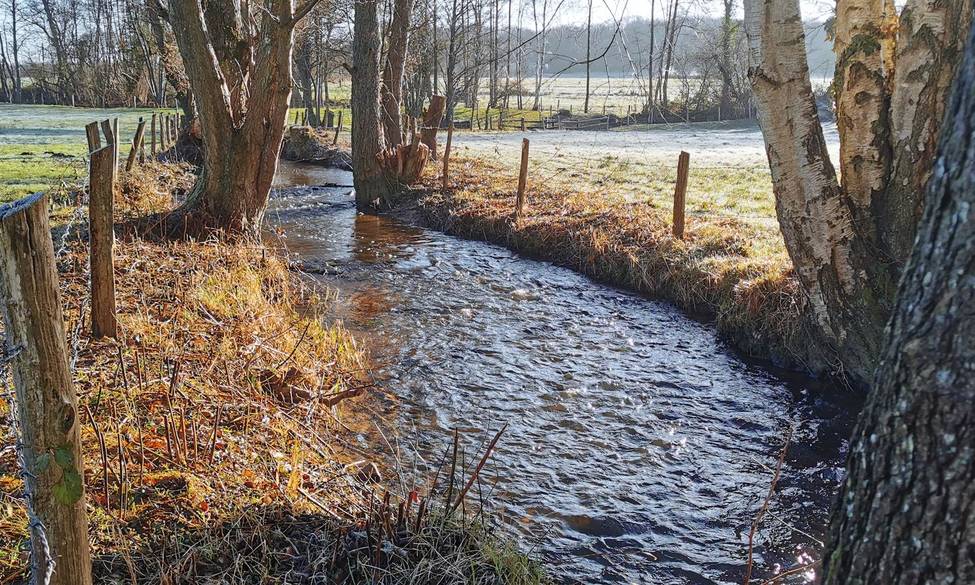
[742,0,973,383]
[822,18,975,583]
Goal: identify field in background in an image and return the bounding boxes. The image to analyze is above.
[0,104,172,201]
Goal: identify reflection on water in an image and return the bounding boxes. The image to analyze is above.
[267,162,861,585]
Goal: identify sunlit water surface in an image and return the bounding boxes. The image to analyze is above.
[268,162,861,585]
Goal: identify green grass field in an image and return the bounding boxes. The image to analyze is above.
[0,104,174,202]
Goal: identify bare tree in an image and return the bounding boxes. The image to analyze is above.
[162,0,319,236]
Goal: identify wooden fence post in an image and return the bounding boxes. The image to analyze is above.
[516,138,529,217]
[89,146,117,338]
[112,117,120,174]
[160,115,168,151]
[521,117,526,132]
[150,114,157,155]
[85,122,101,152]
[333,111,343,146]
[100,119,118,184]
[673,150,690,239]
[126,118,147,171]
[442,123,455,191]
[0,193,94,585]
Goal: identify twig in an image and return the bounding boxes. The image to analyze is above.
[743,427,793,585]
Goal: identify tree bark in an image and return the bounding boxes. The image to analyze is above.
[833,0,897,236]
[381,0,415,147]
[352,0,394,209]
[880,0,974,263]
[744,0,891,381]
[166,0,298,237]
[822,20,975,584]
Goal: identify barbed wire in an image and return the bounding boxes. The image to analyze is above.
[1,192,89,585]
[1,345,55,585]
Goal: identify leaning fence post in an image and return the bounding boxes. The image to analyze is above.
[442,123,455,191]
[89,145,117,338]
[673,150,690,239]
[126,118,147,171]
[0,193,94,585]
[333,111,343,146]
[516,138,530,217]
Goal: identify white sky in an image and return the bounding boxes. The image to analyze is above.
[557,0,836,27]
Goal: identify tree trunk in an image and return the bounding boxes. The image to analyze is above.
[745,0,972,383]
[166,0,299,237]
[744,0,891,380]
[822,20,975,584]
[584,0,592,114]
[381,0,415,147]
[352,0,394,209]
[880,0,974,263]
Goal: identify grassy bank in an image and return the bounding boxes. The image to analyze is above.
[0,162,547,584]
[409,153,833,376]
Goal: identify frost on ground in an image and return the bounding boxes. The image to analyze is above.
[447,119,841,252]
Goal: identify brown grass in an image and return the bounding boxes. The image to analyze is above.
[0,162,546,584]
[410,155,834,374]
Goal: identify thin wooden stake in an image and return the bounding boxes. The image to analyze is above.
[85,122,101,152]
[442,123,455,191]
[672,150,690,239]
[89,145,117,338]
[126,118,147,171]
[150,114,157,155]
[515,138,530,217]
[333,111,343,146]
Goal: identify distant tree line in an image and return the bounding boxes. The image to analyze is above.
[0,0,830,124]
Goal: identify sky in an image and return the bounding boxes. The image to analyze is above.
[556,0,836,27]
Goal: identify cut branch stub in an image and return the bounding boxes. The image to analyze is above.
[421,95,446,160]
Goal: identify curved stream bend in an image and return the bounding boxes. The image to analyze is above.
[268,163,861,585]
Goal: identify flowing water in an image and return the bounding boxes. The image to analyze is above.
[268,162,862,585]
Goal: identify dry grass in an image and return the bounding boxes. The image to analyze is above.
[411,155,831,373]
[0,162,545,584]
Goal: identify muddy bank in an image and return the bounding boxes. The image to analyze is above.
[281,126,352,169]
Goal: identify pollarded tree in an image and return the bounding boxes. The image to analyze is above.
[159,0,319,237]
[821,18,975,583]
[742,0,972,384]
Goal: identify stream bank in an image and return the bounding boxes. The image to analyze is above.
[270,162,863,584]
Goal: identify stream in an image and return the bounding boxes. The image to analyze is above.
[268,162,862,585]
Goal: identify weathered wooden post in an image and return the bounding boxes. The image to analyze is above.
[100,119,118,184]
[672,151,690,239]
[85,122,101,152]
[442,123,455,191]
[521,117,526,132]
[89,145,117,338]
[126,118,147,171]
[159,114,169,152]
[470,109,475,131]
[333,111,343,146]
[150,114,157,155]
[516,138,529,217]
[112,117,120,172]
[294,110,300,125]
[301,110,307,126]
[0,193,94,585]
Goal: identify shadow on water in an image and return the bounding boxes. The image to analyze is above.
[266,162,863,585]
